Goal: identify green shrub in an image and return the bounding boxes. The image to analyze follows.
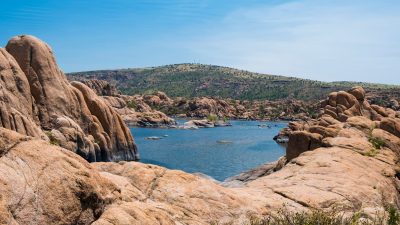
[207,114,218,122]
[127,100,137,109]
[259,105,266,119]
[44,131,60,146]
[368,137,385,150]
[387,205,400,225]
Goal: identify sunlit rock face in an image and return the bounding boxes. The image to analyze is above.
[1,35,138,162]
[0,35,399,225]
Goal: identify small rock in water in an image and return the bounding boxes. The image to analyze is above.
[214,121,232,127]
[217,140,233,144]
[145,136,162,140]
[274,136,289,143]
[163,134,169,137]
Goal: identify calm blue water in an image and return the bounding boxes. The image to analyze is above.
[130,120,287,181]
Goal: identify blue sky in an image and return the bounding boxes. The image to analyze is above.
[0,0,399,84]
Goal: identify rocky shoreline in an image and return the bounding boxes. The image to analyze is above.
[67,78,319,126]
[0,35,399,224]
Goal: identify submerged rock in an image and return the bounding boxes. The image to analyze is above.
[214,120,232,127]
[145,136,162,140]
[217,140,233,144]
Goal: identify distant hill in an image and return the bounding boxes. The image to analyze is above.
[67,63,400,101]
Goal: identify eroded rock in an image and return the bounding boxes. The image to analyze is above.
[1,35,138,161]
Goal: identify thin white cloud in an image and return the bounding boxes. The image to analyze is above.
[183,0,400,84]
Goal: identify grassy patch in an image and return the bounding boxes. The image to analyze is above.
[211,206,400,225]
[127,100,137,110]
[44,131,60,146]
[362,149,379,157]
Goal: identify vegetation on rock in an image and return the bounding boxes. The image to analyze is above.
[213,205,400,225]
[67,63,400,101]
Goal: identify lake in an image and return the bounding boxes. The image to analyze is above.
[130,120,287,181]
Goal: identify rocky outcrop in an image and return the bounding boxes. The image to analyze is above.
[0,48,45,139]
[65,80,177,127]
[2,36,400,223]
[1,35,138,162]
[320,86,383,122]
[139,93,317,121]
[1,101,399,224]
[0,128,119,225]
[80,79,119,96]
[286,131,322,161]
[0,128,264,225]
[278,87,400,160]
[181,119,232,129]
[102,94,176,127]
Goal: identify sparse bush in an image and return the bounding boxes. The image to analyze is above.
[68,64,400,101]
[363,149,379,157]
[387,205,400,225]
[127,100,137,110]
[45,131,60,146]
[368,137,385,150]
[211,206,400,225]
[207,114,218,122]
[259,104,266,119]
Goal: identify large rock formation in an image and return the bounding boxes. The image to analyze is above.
[102,94,176,127]
[1,94,399,224]
[80,79,120,96]
[0,35,138,162]
[0,48,45,139]
[283,86,400,161]
[0,128,119,225]
[138,93,316,121]
[0,128,264,225]
[1,35,399,224]
[66,79,176,127]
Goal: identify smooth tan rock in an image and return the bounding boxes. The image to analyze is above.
[371,128,400,154]
[93,162,265,225]
[247,147,398,212]
[3,37,400,225]
[348,86,366,101]
[286,131,322,161]
[380,117,400,138]
[0,48,44,139]
[0,128,119,225]
[71,82,138,161]
[309,125,339,138]
[3,35,138,162]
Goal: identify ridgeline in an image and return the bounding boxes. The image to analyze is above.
[68,63,399,101]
